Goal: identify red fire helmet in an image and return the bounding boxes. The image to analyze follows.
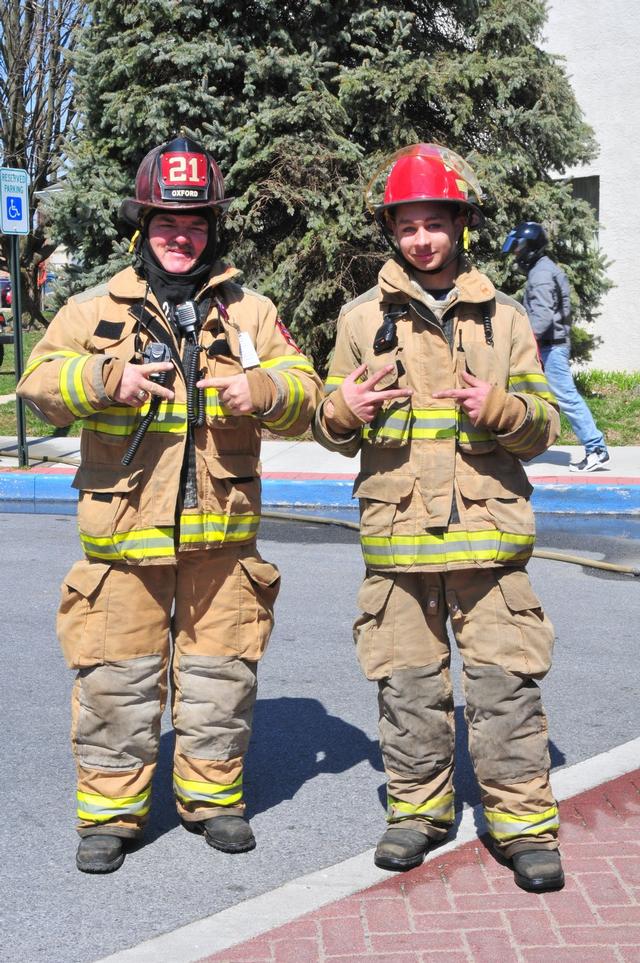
[120,135,233,226]
[366,143,484,228]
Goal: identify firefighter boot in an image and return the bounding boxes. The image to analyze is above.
[512,849,565,892]
[203,814,256,854]
[76,834,125,874]
[374,825,432,872]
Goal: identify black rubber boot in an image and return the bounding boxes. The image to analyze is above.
[512,849,565,892]
[76,834,125,874]
[203,814,256,854]
[374,826,431,872]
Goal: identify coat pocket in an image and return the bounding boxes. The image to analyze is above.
[495,568,555,678]
[73,464,143,539]
[455,470,534,536]
[203,453,261,516]
[354,473,414,538]
[353,574,396,679]
[57,560,111,668]
[236,556,281,661]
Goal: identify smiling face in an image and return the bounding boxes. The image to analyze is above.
[388,201,465,285]
[147,212,209,273]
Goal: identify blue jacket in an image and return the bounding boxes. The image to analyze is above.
[523,255,571,344]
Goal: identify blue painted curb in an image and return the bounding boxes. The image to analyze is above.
[1,471,639,515]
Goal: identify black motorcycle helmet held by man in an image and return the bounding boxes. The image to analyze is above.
[502,221,548,272]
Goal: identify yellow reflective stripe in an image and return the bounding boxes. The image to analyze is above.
[363,407,458,443]
[363,405,411,443]
[388,793,455,822]
[80,527,176,561]
[84,401,189,436]
[324,376,344,394]
[179,512,260,545]
[507,396,549,455]
[173,772,243,806]
[457,411,493,444]
[203,388,236,418]
[361,530,534,567]
[22,349,79,379]
[60,356,94,418]
[509,372,556,402]
[77,787,151,822]
[262,355,315,375]
[265,370,305,430]
[485,805,559,841]
[361,407,495,444]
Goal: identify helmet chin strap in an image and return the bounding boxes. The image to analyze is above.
[416,236,464,277]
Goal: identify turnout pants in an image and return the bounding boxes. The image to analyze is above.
[57,548,280,838]
[354,566,559,858]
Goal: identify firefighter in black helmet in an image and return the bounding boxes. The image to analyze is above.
[17,135,322,873]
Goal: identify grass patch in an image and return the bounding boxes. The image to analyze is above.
[0,327,81,437]
[557,369,640,446]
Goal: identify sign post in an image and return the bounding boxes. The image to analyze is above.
[0,167,30,467]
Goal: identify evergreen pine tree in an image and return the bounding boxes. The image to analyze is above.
[50,0,608,368]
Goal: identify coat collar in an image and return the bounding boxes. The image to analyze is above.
[107,261,242,301]
[378,256,495,309]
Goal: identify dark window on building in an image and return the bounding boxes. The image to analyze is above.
[570,174,600,221]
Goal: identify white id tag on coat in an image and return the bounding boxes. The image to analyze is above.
[238,331,261,369]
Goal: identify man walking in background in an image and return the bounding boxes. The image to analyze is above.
[503,221,609,472]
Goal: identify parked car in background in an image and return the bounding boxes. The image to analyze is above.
[0,279,11,308]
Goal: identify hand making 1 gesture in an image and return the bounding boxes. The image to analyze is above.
[433,370,492,425]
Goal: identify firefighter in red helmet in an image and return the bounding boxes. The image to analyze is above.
[17,135,322,873]
[314,144,564,892]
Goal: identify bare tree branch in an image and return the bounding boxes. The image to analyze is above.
[0,0,87,322]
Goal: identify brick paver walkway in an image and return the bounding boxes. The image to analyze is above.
[201,770,640,962]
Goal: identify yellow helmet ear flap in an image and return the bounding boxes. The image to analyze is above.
[463,226,470,251]
[128,229,140,254]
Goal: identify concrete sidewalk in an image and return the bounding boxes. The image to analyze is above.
[1,434,640,479]
[1,436,639,515]
[96,740,640,963]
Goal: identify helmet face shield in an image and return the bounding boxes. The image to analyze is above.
[120,136,233,226]
[502,229,518,254]
[366,143,484,229]
[503,221,548,267]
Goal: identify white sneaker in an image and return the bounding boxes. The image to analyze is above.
[569,447,610,472]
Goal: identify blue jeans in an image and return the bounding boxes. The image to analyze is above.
[539,343,606,452]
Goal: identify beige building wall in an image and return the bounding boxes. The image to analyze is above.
[544,1,640,371]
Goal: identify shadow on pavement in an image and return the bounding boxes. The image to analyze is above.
[142,696,384,844]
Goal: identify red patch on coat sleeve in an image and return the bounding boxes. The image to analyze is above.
[275,318,301,352]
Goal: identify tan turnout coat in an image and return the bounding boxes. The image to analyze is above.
[18,263,323,566]
[314,257,559,572]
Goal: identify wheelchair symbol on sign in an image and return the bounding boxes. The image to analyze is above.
[6,196,23,220]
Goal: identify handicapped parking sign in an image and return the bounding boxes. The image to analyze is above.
[6,196,23,220]
[0,168,29,234]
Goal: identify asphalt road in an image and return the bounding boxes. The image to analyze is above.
[1,513,638,963]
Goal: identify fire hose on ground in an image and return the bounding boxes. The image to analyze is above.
[262,510,640,577]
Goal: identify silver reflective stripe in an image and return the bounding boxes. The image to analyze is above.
[361,530,534,567]
[485,807,559,840]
